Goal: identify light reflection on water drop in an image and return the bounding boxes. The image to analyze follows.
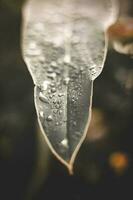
[42,80,50,91]
[47,68,54,73]
[61,138,68,148]
[55,104,60,109]
[56,122,59,126]
[51,61,57,68]
[63,54,71,64]
[91,69,97,75]
[46,115,53,122]
[59,110,63,115]
[29,42,36,49]
[47,73,56,79]
[64,77,70,85]
[39,111,44,118]
[58,93,64,97]
[51,87,56,93]
[50,83,55,87]
[39,92,49,103]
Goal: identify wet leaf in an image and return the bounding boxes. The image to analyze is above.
[22,0,118,173]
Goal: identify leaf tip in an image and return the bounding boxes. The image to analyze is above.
[67,164,74,175]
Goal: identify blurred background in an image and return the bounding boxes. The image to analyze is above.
[0,0,133,199]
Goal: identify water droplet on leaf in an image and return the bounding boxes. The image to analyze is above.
[39,92,49,103]
[39,111,44,118]
[61,138,68,148]
[46,115,53,122]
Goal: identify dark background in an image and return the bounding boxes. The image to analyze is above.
[0,0,133,199]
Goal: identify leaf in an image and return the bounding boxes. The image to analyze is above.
[22,0,118,173]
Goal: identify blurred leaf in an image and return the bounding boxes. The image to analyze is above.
[108,17,133,55]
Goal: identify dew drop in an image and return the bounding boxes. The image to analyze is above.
[39,111,44,118]
[53,99,57,104]
[39,92,49,103]
[26,42,42,56]
[56,122,59,126]
[29,42,36,49]
[55,70,61,75]
[73,121,77,126]
[51,61,57,68]
[80,66,84,72]
[49,94,54,99]
[58,93,64,97]
[47,73,56,79]
[59,110,63,115]
[61,138,68,148]
[46,115,53,122]
[63,54,71,64]
[90,66,95,70]
[41,80,49,91]
[51,87,56,93]
[91,69,97,75]
[64,77,70,85]
[48,90,51,94]
[55,104,60,109]
[50,83,55,87]
[47,68,53,73]
[57,100,62,104]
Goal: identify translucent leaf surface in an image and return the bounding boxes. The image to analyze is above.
[22,0,118,173]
